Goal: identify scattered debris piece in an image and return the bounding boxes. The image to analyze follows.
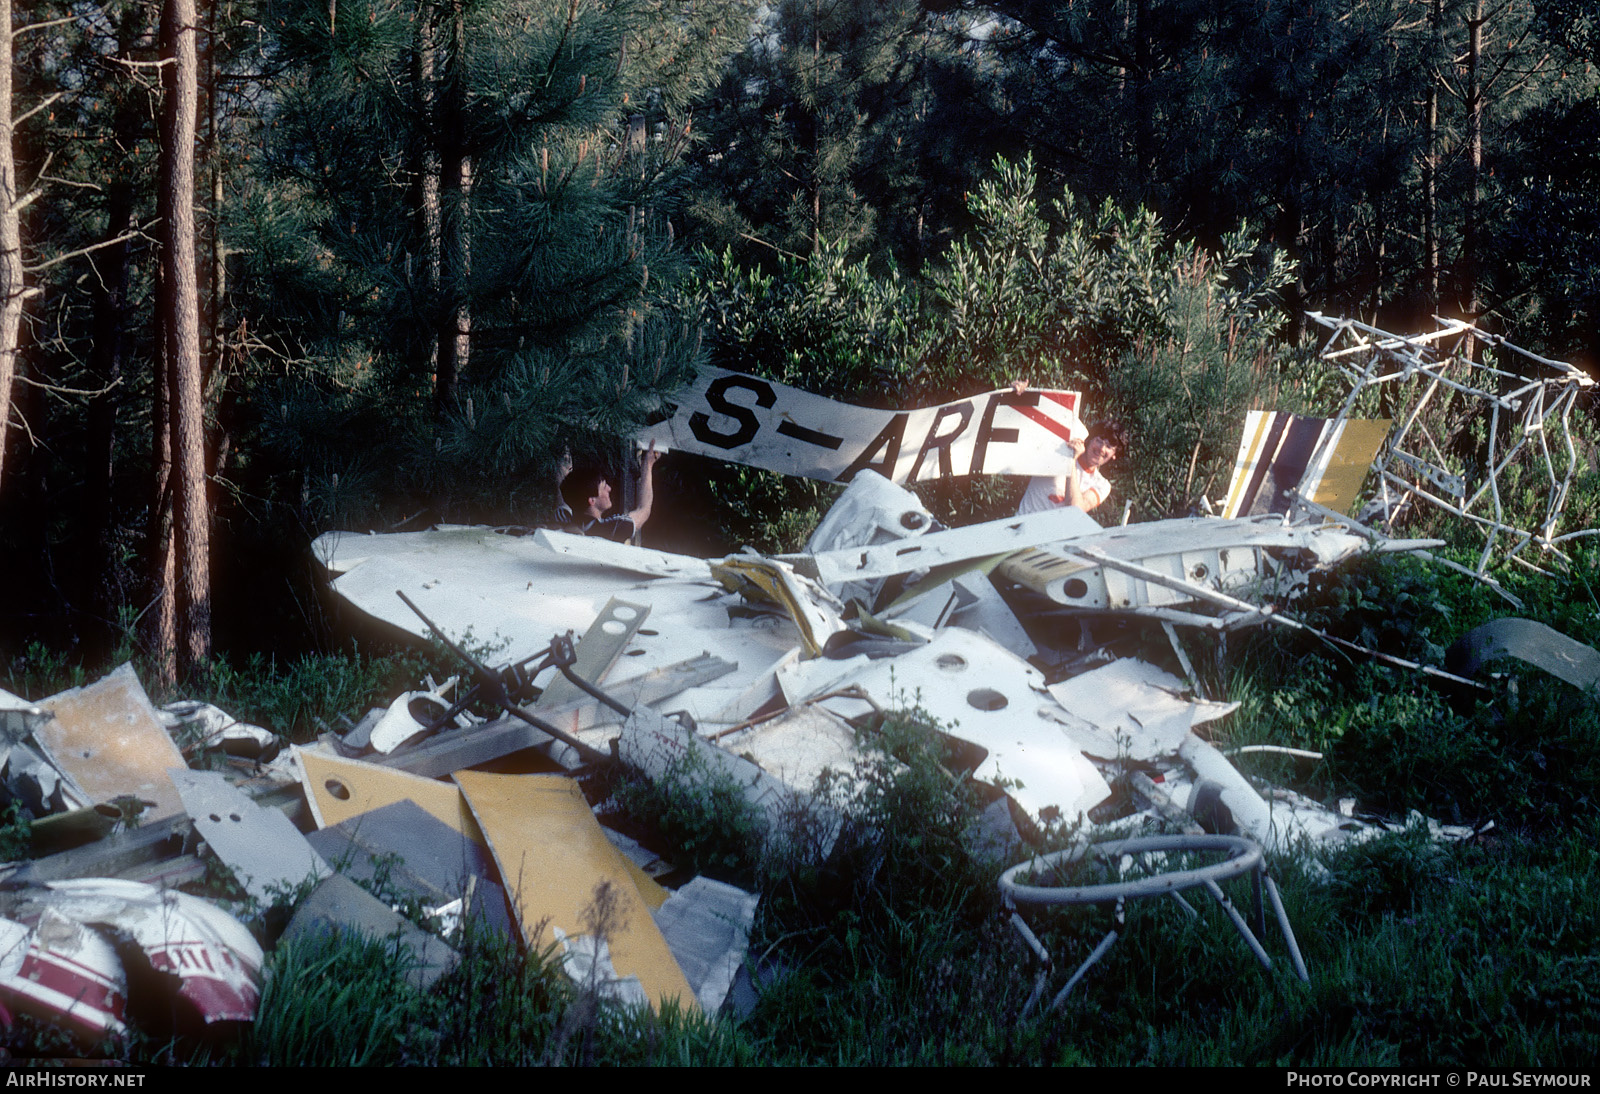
[535,598,650,710]
[35,664,188,821]
[1222,410,1392,520]
[1000,834,1307,1014]
[281,872,459,992]
[998,515,1370,619]
[652,877,760,1015]
[785,627,1113,826]
[804,469,935,554]
[620,706,844,855]
[454,770,696,1011]
[1047,659,1238,762]
[297,747,485,839]
[367,683,456,754]
[788,504,1102,589]
[0,878,263,1038]
[159,700,281,762]
[170,768,330,903]
[304,799,515,939]
[1445,617,1600,693]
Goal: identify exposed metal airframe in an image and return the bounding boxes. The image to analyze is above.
[1306,314,1595,576]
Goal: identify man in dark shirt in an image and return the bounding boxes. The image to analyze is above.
[560,441,662,541]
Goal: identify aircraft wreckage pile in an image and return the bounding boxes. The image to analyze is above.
[0,473,1491,1040]
[0,317,1589,1040]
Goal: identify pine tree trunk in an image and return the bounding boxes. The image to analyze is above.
[417,2,443,407]
[436,0,469,408]
[1424,0,1441,308]
[160,0,210,674]
[0,0,25,490]
[1462,0,1484,324]
[85,168,134,644]
[147,321,177,686]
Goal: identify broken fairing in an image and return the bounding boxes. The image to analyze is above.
[367,679,466,754]
[0,879,263,1037]
[804,470,935,555]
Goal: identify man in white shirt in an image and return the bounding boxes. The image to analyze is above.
[1017,422,1126,515]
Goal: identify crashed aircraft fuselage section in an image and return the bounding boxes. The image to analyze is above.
[997,516,1369,615]
[311,469,1407,849]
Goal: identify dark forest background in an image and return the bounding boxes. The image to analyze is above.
[1,0,1596,682]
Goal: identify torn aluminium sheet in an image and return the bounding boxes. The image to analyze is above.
[34,664,189,821]
[454,770,696,1012]
[314,525,802,728]
[620,707,846,856]
[1046,660,1239,762]
[805,470,935,554]
[782,627,1112,825]
[169,769,330,903]
[638,367,1084,484]
[788,504,1103,589]
[652,877,760,1015]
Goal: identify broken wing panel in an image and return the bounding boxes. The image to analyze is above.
[297,747,485,841]
[801,629,1112,824]
[453,771,695,1012]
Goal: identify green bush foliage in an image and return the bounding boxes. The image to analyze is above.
[686,154,1319,543]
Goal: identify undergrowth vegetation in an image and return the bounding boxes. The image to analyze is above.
[1,639,462,745]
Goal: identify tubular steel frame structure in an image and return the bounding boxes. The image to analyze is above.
[1305,314,1595,577]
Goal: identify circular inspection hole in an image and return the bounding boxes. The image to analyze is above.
[936,653,967,672]
[601,620,628,635]
[208,813,222,823]
[229,813,242,823]
[967,688,1009,711]
[324,778,351,801]
[1062,578,1089,599]
[611,606,638,621]
[1190,563,1210,580]
[900,511,927,529]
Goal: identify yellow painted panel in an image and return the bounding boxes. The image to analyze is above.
[625,859,669,911]
[1223,411,1277,519]
[297,748,484,845]
[454,770,694,1012]
[37,665,188,820]
[1313,418,1392,516]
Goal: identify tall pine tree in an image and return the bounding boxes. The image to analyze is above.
[241,0,746,525]
[687,0,988,269]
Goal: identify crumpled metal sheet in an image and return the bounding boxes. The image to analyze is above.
[789,627,1113,824]
[804,470,935,555]
[1047,660,1239,763]
[998,516,1369,611]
